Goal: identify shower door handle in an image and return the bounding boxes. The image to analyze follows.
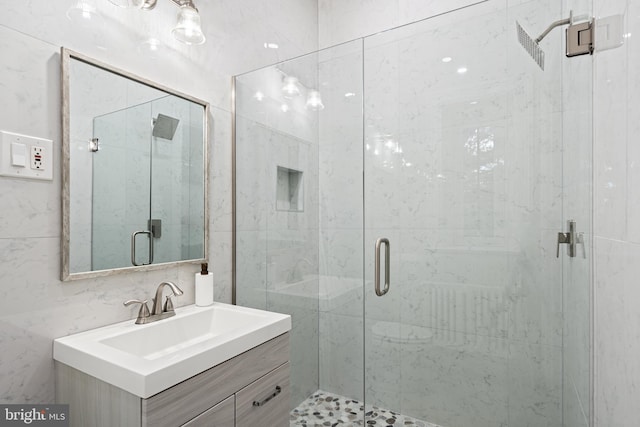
[131,230,154,266]
[375,238,390,296]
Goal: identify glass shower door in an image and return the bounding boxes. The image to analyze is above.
[92,102,152,270]
[362,2,590,427]
[92,96,205,271]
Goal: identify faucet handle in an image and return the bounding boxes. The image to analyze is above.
[123,299,151,324]
[163,295,175,313]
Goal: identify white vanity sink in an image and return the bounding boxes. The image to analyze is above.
[53,303,291,398]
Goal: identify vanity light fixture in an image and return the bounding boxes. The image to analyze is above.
[171,2,206,45]
[107,0,206,45]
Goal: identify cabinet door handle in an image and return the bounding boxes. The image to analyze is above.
[252,386,282,407]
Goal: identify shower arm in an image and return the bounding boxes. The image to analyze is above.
[535,16,571,43]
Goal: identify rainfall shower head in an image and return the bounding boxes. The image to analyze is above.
[516,21,545,70]
[517,11,594,71]
[152,114,180,140]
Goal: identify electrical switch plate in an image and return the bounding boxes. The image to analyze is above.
[0,131,53,181]
[11,142,26,167]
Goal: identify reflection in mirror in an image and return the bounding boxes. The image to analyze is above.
[62,48,209,280]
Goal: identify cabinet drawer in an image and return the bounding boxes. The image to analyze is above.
[236,362,290,427]
[143,333,289,427]
[182,395,234,427]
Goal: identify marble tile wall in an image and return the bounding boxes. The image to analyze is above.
[0,0,318,404]
[317,0,488,49]
[592,0,640,425]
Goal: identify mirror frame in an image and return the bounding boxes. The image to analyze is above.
[61,47,210,281]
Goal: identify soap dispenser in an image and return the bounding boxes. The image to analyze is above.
[195,263,214,306]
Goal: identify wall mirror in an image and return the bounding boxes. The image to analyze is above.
[61,48,209,281]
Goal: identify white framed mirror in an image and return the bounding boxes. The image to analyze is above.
[61,48,209,281]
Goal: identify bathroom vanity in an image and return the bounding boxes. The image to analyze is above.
[53,303,291,427]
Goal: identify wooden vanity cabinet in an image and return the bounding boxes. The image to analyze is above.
[56,333,290,427]
[181,395,234,427]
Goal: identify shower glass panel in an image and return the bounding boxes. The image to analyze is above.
[92,96,205,270]
[93,103,151,270]
[235,1,591,426]
[150,97,206,263]
[235,39,365,419]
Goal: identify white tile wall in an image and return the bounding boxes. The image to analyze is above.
[0,0,317,404]
[317,0,488,49]
[593,0,640,425]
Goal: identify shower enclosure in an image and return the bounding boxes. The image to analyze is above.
[234,1,591,426]
[91,96,204,270]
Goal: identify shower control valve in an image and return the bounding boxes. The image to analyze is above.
[556,220,585,258]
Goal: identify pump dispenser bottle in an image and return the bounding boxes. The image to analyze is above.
[195,263,214,306]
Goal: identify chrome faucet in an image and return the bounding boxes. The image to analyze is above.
[123,281,184,324]
[152,281,184,315]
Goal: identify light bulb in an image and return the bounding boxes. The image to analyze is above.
[306,90,324,111]
[172,5,206,45]
[282,76,301,99]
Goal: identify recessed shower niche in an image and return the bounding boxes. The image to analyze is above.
[276,166,303,212]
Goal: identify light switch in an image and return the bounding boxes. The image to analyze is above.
[11,142,26,167]
[0,130,53,180]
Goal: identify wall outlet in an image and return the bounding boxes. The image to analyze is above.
[0,131,53,181]
[32,146,44,170]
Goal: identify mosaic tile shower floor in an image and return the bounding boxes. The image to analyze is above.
[290,390,443,427]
